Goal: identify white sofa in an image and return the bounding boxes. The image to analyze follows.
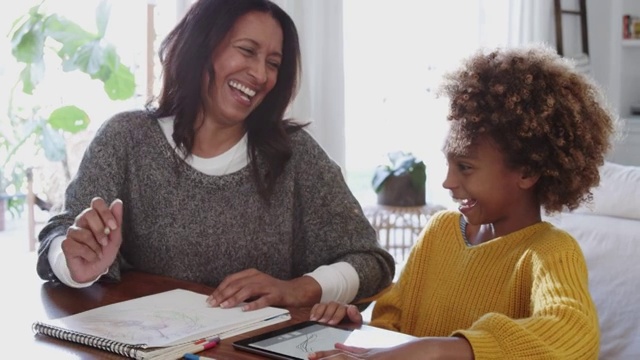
[544,161,640,359]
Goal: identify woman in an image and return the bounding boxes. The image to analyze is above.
[36,0,394,311]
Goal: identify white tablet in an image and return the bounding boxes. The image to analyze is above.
[232,321,415,360]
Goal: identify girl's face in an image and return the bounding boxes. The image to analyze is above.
[442,135,538,234]
[203,11,283,127]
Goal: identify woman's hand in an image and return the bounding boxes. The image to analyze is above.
[62,197,123,283]
[310,302,363,326]
[207,269,322,310]
[308,337,474,360]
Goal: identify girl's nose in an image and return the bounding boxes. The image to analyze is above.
[442,165,457,190]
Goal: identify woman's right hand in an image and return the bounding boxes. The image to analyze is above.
[61,197,123,283]
[310,301,363,326]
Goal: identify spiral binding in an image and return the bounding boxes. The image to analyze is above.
[32,321,145,359]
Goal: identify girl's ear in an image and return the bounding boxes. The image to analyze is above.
[518,171,540,190]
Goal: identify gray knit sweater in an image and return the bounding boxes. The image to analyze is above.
[36,110,395,301]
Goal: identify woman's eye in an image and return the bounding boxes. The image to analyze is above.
[268,61,281,69]
[239,47,255,55]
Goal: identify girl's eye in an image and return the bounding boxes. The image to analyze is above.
[458,163,471,172]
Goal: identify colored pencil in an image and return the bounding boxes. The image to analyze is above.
[151,337,220,360]
[183,353,217,360]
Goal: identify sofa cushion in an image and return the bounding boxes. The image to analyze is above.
[573,161,640,220]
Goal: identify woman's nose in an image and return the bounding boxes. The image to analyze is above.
[248,60,268,84]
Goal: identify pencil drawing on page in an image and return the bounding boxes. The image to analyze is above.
[252,324,352,358]
[43,289,290,348]
[63,308,209,345]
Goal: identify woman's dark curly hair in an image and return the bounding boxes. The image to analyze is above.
[438,45,616,213]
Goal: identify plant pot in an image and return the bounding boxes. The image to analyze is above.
[377,174,425,207]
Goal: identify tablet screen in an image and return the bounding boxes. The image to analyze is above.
[233,321,353,360]
[233,321,417,360]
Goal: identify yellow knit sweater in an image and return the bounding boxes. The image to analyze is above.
[370,210,599,359]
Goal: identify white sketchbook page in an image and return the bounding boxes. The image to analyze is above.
[45,289,289,347]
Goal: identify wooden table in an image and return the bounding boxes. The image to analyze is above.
[4,252,311,359]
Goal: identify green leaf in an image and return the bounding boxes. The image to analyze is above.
[387,150,405,165]
[95,0,112,38]
[45,15,96,58]
[372,165,392,193]
[8,10,30,37]
[11,16,45,63]
[19,61,45,94]
[40,125,67,162]
[392,155,416,176]
[91,44,117,81]
[19,67,34,94]
[104,62,136,100]
[48,106,90,133]
[68,40,104,75]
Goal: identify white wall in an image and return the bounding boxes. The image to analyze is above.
[587,0,615,101]
[556,0,629,117]
[587,0,640,119]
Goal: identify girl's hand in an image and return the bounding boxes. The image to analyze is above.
[308,337,474,360]
[308,343,383,359]
[310,302,363,325]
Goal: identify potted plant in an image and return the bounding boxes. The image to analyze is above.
[6,0,135,174]
[372,151,426,207]
[0,0,136,230]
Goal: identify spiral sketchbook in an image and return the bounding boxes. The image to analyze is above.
[32,288,291,359]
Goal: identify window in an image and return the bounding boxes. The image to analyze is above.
[0,0,184,134]
[0,0,181,213]
[343,0,517,209]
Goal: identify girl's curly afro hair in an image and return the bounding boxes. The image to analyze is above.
[438,45,616,214]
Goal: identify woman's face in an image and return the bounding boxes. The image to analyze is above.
[203,11,283,127]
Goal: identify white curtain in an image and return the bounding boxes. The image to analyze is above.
[273,0,346,171]
[507,0,555,46]
[477,0,555,48]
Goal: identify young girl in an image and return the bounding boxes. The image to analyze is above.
[308,45,616,360]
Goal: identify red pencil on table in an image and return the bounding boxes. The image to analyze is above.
[152,337,220,360]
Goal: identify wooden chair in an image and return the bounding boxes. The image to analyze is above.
[363,204,446,263]
[25,130,94,251]
[26,167,54,252]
